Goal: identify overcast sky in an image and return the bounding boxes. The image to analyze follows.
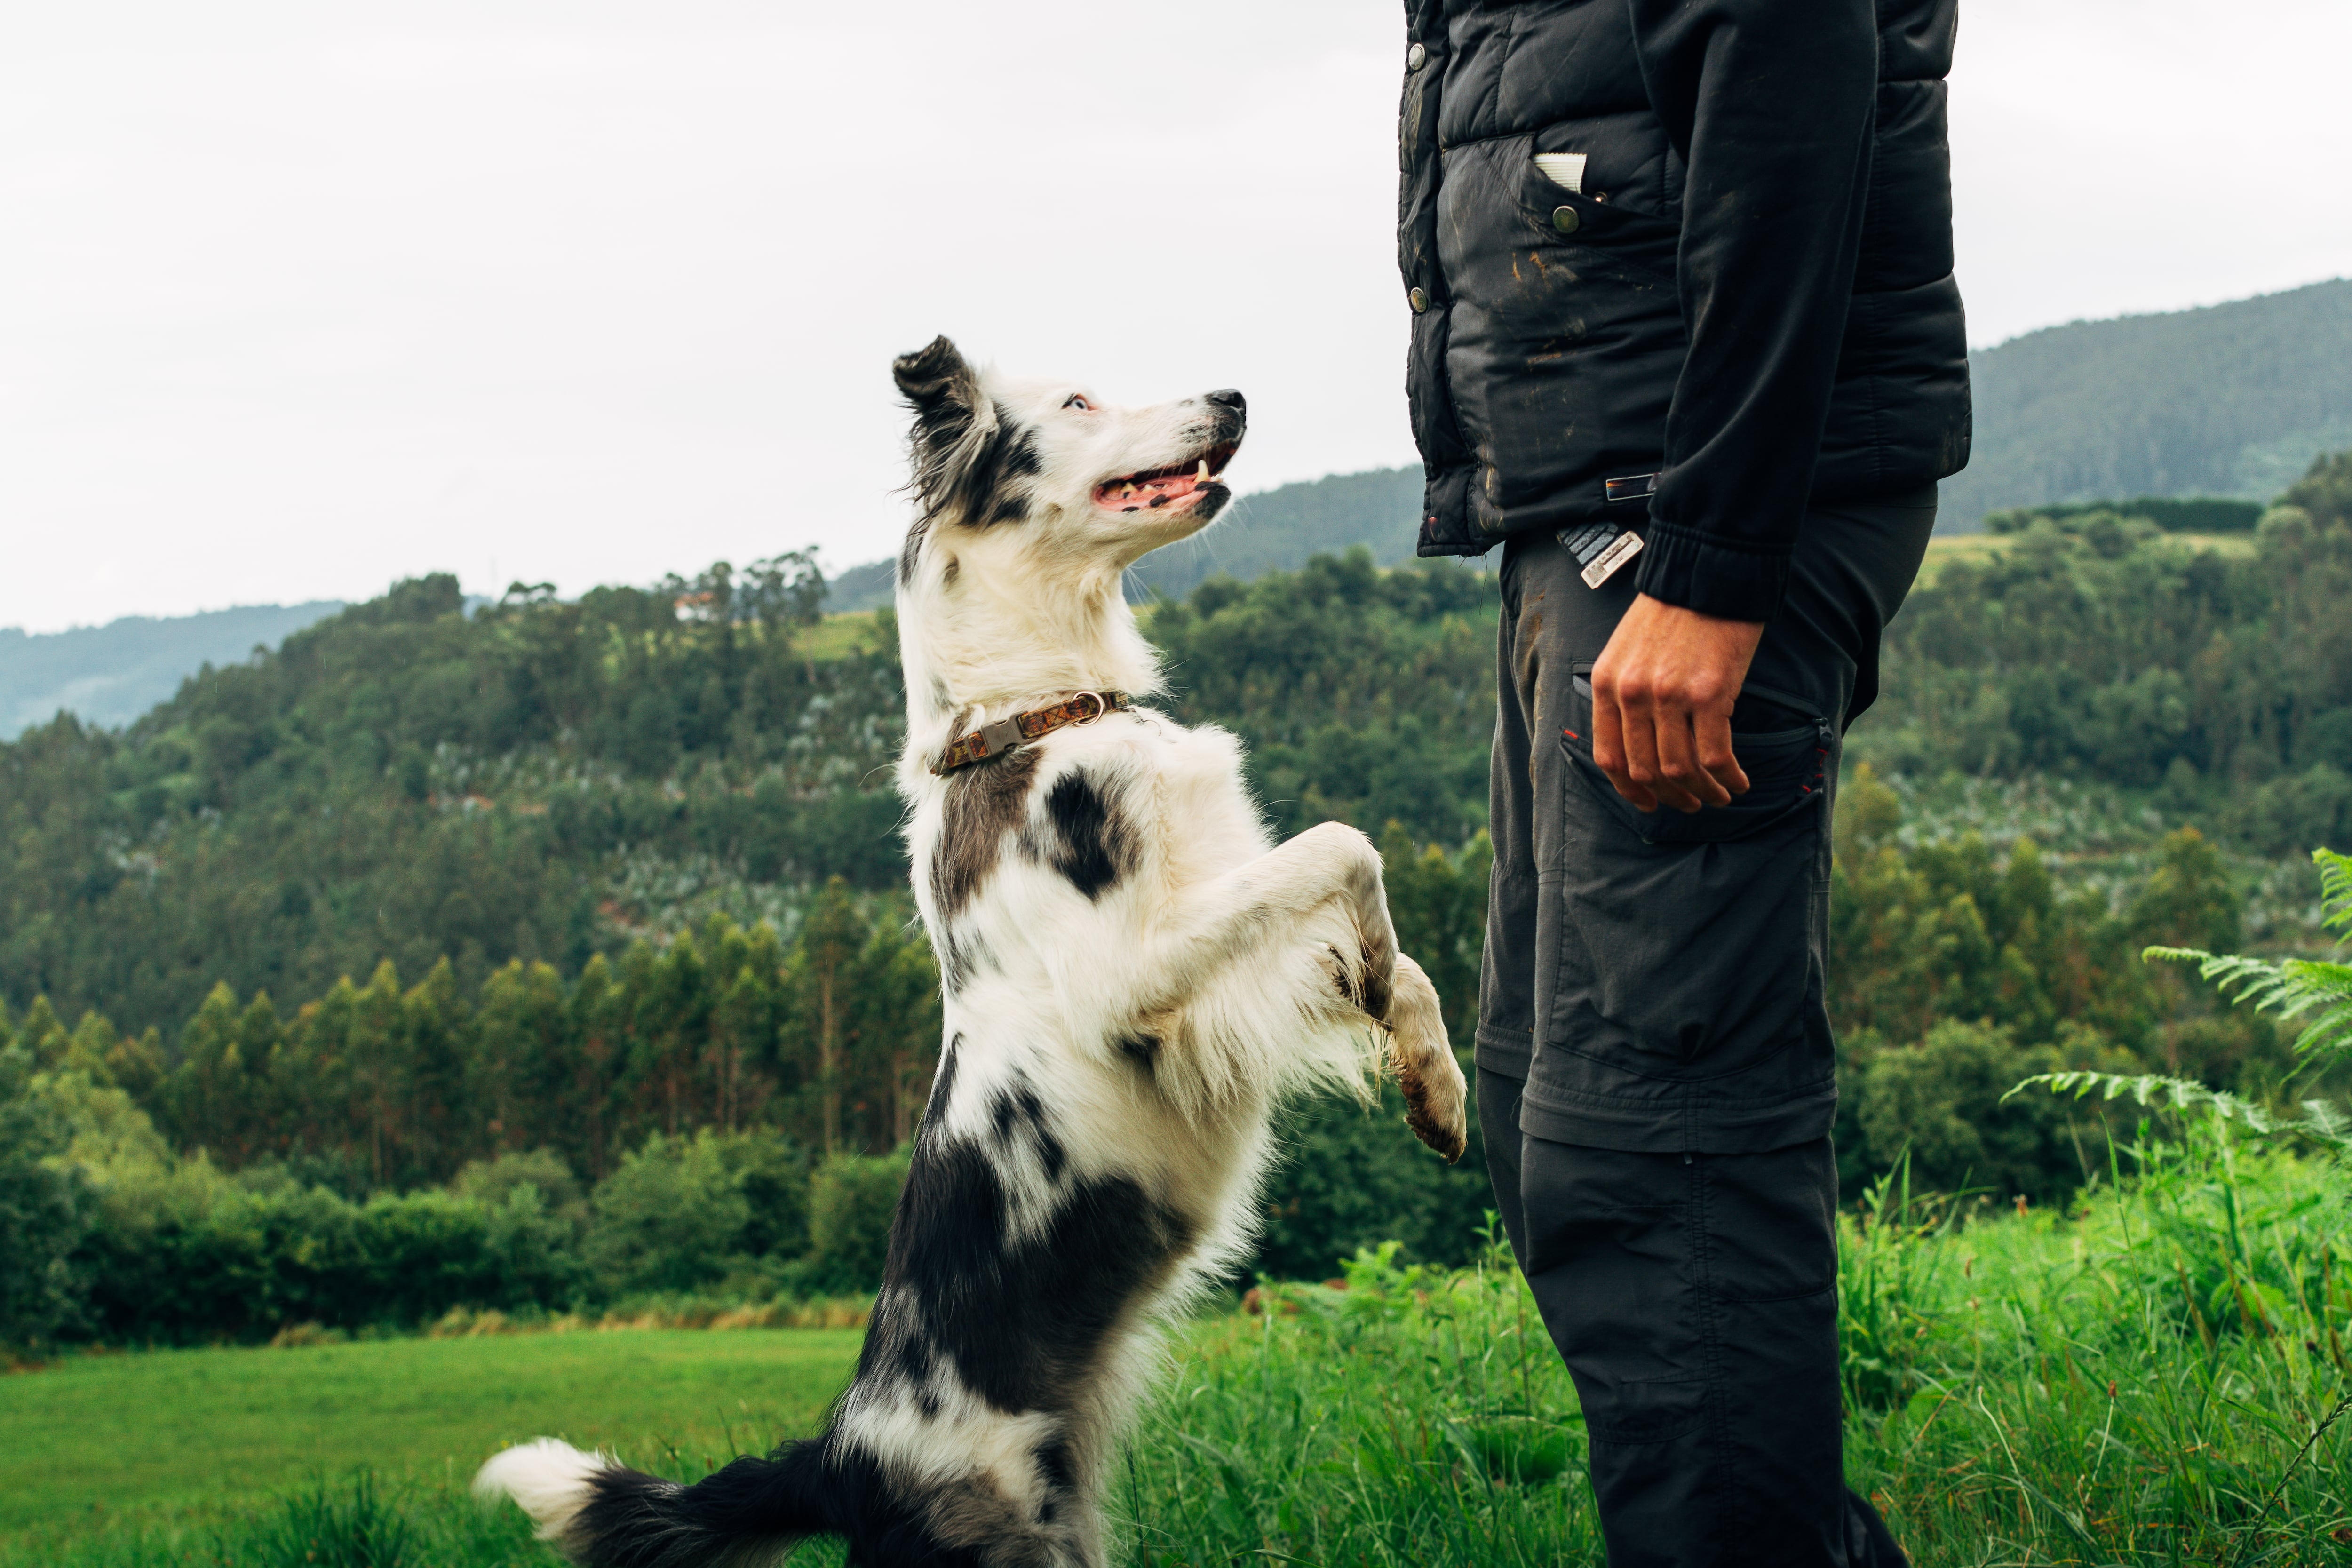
[5,0,2348,634]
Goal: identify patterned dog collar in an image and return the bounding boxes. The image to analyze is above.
[932,691,1128,775]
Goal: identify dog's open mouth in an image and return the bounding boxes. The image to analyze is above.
[1093,440,1241,513]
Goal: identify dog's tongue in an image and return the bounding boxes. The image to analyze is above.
[1097,461,1211,512]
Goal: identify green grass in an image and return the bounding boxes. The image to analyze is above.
[12,1131,2352,1566]
[1915,529,2258,587]
[0,1329,858,1553]
[796,610,885,663]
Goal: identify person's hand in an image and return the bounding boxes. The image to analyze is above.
[1589,594,1766,813]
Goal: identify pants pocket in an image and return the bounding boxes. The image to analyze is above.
[1546,682,1830,1080]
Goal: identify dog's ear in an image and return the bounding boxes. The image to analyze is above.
[893,336,980,418]
[892,336,1007,537]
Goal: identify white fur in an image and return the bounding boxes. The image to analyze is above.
[472,1437,625,1542]
[878,350,1469,1557]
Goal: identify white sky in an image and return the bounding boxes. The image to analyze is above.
[4,0,2348,634]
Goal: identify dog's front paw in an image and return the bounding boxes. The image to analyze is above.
[1398,1050,1469,1164]
[1386,955,1468,1163]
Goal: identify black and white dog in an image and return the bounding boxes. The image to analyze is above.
[476,338,1469,1568]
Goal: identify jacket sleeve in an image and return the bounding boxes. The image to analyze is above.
[1626,0,1880,624]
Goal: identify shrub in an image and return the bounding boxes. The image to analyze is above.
[0,1047,91,1347]
[581,1129,808,1298]
[1847,1019,2141,1204]
[1257,1083,1490,1281]
[803,1150,910,1293]
[76,1155,584,1344]
[452,1148,583,1216]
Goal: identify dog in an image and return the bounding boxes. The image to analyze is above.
[476,337,1470,1568]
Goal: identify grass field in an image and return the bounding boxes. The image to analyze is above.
[1914,528,2259,588]
[0,1329,859,1555]
[8,1123,2352,1567]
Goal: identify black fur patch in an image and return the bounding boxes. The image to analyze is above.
[568,1442,850,1568]
[987,1069,1067,1183]
[931,748,1040,920]
[898,516,930,589]
[938,923,998,995]
[1030,771,1133,901]
[955,414,1033,529]
[871,1134,1195,1417]
[1115,1033,1160,1070]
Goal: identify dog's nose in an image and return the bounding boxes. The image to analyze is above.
[1205,388,1246,420]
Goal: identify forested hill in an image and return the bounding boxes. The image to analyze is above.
[0,550,1498,1048]
[1,452,2345,1259]
[1946,277,2352,525]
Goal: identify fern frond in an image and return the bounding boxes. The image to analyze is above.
[2006,1071,2352,1154]
[2318,848,2351,941]
[2145,933,2352,1066]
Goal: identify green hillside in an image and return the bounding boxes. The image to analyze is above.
[1946,276,2352,526]
[0,450,2339,1189]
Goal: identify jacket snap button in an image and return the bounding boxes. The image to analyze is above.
[1408,287,1429,314]
[1551,205,1581,235]
[1406,42,1427,70]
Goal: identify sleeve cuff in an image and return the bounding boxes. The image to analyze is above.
[1631,521,1790,624]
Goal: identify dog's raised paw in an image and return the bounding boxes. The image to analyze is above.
[1397,1053,1470,1163]
[1383,954,1465,1161]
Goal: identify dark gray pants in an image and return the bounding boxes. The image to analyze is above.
[1478,488,1937,1567]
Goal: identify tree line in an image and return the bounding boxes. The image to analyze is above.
[8,451,2344,1059]
[6,883,934,1192]
[1857,451,2352,851]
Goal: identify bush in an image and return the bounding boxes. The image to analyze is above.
[452,1148,583,1216]
[803,1150,910,1293]
[1257,1082,1491,1281]
[0,1047,91,1347]
[582,1130,808,1298]
[77,1161,585,1344]
[1843,1020,2141,1205]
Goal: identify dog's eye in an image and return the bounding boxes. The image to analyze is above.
[1063,395,1091,412]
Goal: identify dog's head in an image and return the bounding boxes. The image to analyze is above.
[890,336,1245,589]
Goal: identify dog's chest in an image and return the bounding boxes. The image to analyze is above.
[912,713,1264,937]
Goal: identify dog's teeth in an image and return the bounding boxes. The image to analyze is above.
[1197,459,1210,480]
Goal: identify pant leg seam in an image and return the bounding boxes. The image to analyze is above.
[1692,1154,1735,1559]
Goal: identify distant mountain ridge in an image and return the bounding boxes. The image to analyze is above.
[16,279,2349,728]
[1,603,345,739]
[1947,276,2352,527]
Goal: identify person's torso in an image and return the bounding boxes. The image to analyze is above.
[1400,0,1970,552]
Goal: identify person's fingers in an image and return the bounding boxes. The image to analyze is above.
[1590,677,1659,811]
[1615,686,1680,812]
[1653,704,1727,811]
[1693,706,1750,799]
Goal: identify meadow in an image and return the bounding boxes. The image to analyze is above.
[8,1113,2350,1568]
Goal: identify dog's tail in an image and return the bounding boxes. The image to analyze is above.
[475,1434,844,1566]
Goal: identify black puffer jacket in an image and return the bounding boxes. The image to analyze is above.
[1400,0,1971,622]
